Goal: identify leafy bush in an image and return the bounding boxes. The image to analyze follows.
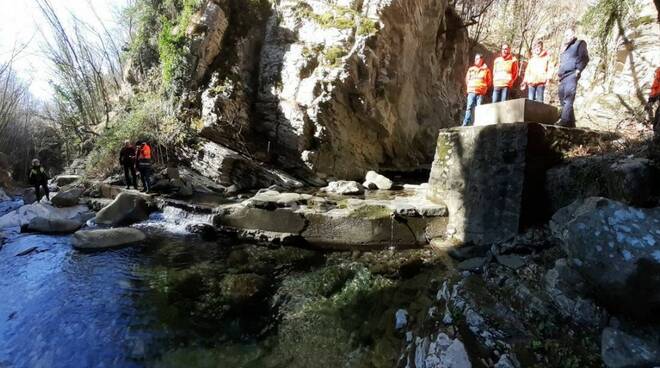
[323,46,347,67]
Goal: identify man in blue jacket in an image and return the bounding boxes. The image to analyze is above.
[557,27,589,127]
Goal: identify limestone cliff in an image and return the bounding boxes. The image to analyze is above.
[190,0,469,181]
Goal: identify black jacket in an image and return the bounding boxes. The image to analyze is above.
[28,166,48,185]
[119,145,136,166]
[558,39,590,79]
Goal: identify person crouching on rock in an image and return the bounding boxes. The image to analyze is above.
[119,140,138,190]
[28,159,49,202]
[463,53,492,126]
[136,141,153,192]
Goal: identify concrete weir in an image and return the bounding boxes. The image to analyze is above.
[427,120,617,245]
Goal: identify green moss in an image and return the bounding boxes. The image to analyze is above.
[357,18,378,36]
[322,45,347,67]
[157,0,201,86]
[349,205,393,220]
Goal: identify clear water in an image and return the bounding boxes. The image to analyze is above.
[0,206,444,368]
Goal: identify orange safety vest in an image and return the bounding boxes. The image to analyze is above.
[523,50,552,86]
[138,144,152,160]
[493,54,519,88]
[652,67,660,98]
[466,64,492,95]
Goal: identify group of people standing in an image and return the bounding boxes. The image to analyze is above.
[119,140,153,192]
[462,27,589,127]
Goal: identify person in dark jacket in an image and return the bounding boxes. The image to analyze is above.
[136,141,153,192]
[119,140,138,189]
[557,27,589,127]
[28,159,49,202]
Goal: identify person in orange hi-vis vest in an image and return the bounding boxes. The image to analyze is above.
[492,43,519,103]
[136,141,153,192]
[462,53,492,126]
[648,67,660,135]
[521,40,553,103]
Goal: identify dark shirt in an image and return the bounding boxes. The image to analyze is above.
[28,166,48,185]
[558,38,590,79]
[119,145,136,166]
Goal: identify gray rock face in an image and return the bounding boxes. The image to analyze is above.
[413,333,472,368]
[25,217,82,234]
[72,228,146,250]
[325,181,364,195]
[363,171,393,190]
[95,192,152,226]
[545,156,656,212]
[185,140,305,191]
[601,328,660,368]
[427,123,617,245]
[197,0,469,180]
[187,0,229,84]
[51,187,83,207]
[551,197,660,321]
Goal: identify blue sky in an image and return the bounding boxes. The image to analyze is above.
[0,0,129,100]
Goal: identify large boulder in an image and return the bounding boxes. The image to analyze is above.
[0,203,88,229]
[22,188,37,205]
[545,156,656,213]
[0,188,9,202]
[601,328,660,368]
[25,216,82,234]
[551,197,660,321]
[363,171,393,190]
[53,175,81,187]
[50,187,84,207]
[95,192,152,226]
[72,228,146,250]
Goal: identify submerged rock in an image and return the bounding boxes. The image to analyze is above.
[24,216,82,234]
[551,197,660,321]
[72,228,146,250]
[95,192,153,226]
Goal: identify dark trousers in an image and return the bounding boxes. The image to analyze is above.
[654,103,660,138]
[138,165,151,191]
[34,182,49,201]
[123,164,137,188]
[528,84,546,102]
[492,87,510,103]
[462,93,484,126]
[559,73,578,127]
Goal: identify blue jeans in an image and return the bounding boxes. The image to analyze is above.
[462,93,483,126]
[492,87,509,103]
[558,73,578,127]
[528,84,545,102]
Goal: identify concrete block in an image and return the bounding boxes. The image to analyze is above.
[474,98,559,126]
[427,123,617,245]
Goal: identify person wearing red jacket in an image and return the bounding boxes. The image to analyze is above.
[648,67,660,135]
[463,54,492,126]
[492,43,519,102]
[136,141,153,192]
[521,41,553,102]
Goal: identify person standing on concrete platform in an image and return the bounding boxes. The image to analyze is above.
[521,41,552,102]
[492,43,519,103]
[557,27,590,127]
[647,67,660,136]
[463,54,492,126]
[119,140,138,190]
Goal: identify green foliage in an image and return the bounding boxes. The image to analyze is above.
[322,45,347,67]
[581,0,638,59]
[357,18,379,36]
[294,3,378,34]
[85,92,185,177]
[157,0,201,87]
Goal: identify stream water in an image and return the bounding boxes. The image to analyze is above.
[0,200,447,368]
